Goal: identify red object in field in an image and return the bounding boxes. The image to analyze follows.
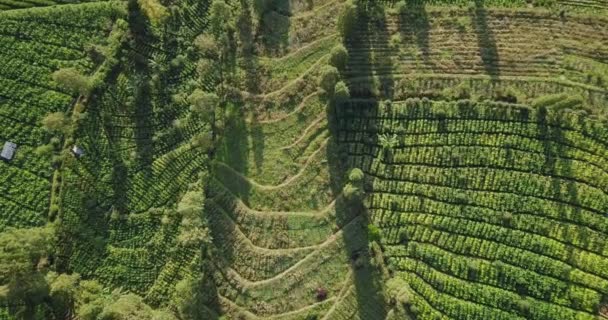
[315,287,327,301]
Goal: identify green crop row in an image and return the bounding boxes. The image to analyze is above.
[335,98,608,319]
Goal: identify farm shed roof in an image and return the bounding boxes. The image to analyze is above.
[1,141,17,160]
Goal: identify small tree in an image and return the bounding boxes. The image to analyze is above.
[367,224,381,242]
[329,45,348,70]
[342,182,361,201]
[173,276,208,319]
[194,34,219,59]
[47,272,80,317]
[209,0,232,37]
[196,58,215,77]
[98,293,176,320]
[0,226,54,316]
[379,133,398,159]
[348,168,364,183]
[52,68,91,95]
[334,81,350,103]
[137,0,169,25]
[318,66,340,94]
[190,132,213,152]
[42,112,70,133]
[386,277,411,306]
[177,191,211,247]
[188,90,218,119]
[74,280,107,320]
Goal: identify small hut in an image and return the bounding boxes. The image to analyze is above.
[71,145,85,158]
[1,141,17,161]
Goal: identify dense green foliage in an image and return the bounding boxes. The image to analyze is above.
[1,0,608,319]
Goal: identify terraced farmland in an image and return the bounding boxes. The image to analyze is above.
[0,2,125,230]
[57,0,213,305]
[1,0,608,319]
[338,98,608,319]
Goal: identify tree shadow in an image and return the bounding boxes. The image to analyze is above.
[132,78,154,171]
[127,0,156,173]
[249,116,265,173]
[371,4,395,99]
[254,0,291,56]
[326,2,393,318]
[472,0,500,79]
[238,0,261,93]
[344,5,374,98]
[214,102,251,205]
[535,107,581,260]
[398,0,431,63]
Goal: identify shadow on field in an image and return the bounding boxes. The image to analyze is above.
[472,0,500,79]
[213,102,252,205]
[238,0,262,93]
[128,0,156,172]
[535,108,582,261]
[326,2,393,319]
[372,4,396,99]
[254,0,291,56]
[398,0,430,63]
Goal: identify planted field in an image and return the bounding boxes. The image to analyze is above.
[0,0,99,11]
[344,5,608,108]
[57,0,213,304]
[0,2,124,231]
[337,98,608,319]
[2,0,608,319]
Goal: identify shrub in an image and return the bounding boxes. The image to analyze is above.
[493,86,520,103]
[318,65,340,93]
[49,204,60,219]
[98,294,177,320]
[390,33,402,48]
[329,45,348,70]
[516,298,532,315]
[398,229,408,243]
[35,144,55,157]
